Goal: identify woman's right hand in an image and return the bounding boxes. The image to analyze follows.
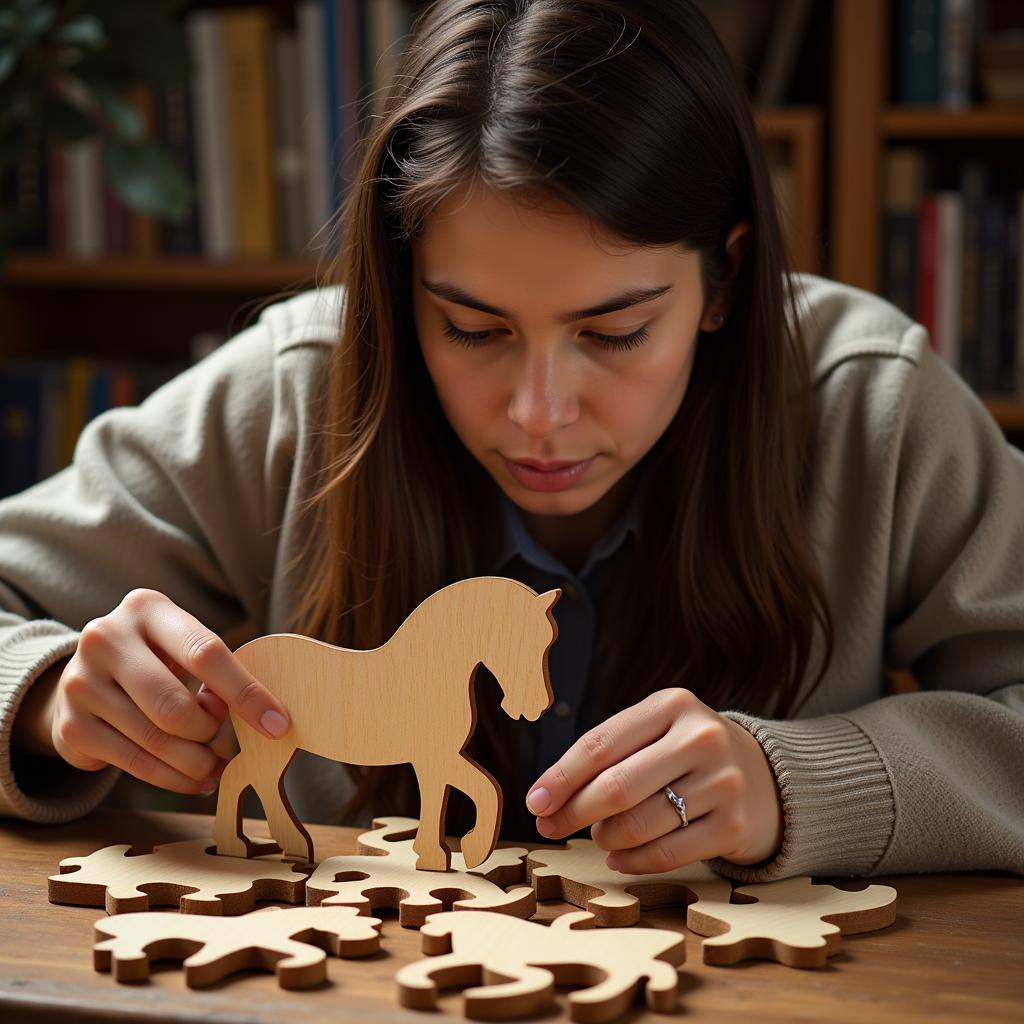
[18,588,291,795]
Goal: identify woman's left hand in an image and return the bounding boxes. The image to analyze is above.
[525,688,784,873]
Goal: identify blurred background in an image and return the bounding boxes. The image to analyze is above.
[0,0,1022,810]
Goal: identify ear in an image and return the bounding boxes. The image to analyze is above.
[701,220,751,330]
[538,588,561,612]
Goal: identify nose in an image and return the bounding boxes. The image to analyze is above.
[507,347,580,438]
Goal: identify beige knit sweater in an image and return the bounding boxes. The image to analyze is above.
[1,274,1021,883]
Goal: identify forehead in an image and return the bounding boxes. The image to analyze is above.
[412,181,698,289]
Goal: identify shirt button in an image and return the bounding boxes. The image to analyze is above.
[553,700,572,718]
[561,580,578,600]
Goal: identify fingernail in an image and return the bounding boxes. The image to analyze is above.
[526,787,550,813]
[261,709,289,737]
[606,855,621,871]
[200,781,218,796]
[536,817,556,838]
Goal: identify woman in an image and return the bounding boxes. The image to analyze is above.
[3,0,1022,883]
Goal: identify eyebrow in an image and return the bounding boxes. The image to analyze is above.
[419,278,673,324]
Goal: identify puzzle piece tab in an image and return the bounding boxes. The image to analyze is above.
[687,875,898,967]
[528,837,731,925]
[306,817,535,927]
[49,837,307,915]
[94,905,382,987]
[398,909,686,1022]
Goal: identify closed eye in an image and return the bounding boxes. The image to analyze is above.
[441,320,650,351]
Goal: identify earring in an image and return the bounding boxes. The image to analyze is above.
[711,314,724,326]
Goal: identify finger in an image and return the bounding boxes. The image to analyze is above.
[114,642,221,744]
[195,683,229,721]
[526,690,684,817]
[534,728,693,840]
[73,716,220,796]
[604,811,721,874]
[592,772,710,851]
[82,678,221,783]
[143,610,290,739]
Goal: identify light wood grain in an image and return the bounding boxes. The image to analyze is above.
[48,837,305,915]
[4,809,1023,1022]
[93,906,381,988]
[527,837,731,926]
[306,816,535,927]
[214,577,559,869]
[687,876,898,968]
[397,910,685,1022]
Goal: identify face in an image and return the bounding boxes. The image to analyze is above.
[411,181,742,541]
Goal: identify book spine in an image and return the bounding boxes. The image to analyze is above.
[186,9,236,258]
[976,193,1007,392]
[916,194,938,347]
[223,7,279,257]
[934,191,963,370]
[939,0,974,108]
[272,30,310,257]
[899,0,941,104]
[297,1,332,246]
[958,160,990,390]
[158,79,201,255]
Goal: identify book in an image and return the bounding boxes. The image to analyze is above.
[186,9,236,258]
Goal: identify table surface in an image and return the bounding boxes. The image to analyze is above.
[0,809,1021,1023]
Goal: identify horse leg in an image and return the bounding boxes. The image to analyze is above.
[446,756,501,869]
[213,753,252,857]
[411,763,452,871]
[250,749,313,863]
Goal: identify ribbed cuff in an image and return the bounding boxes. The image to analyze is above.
[703,710,896,882]
[0,621,120,822]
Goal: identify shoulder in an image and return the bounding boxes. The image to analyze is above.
[786,272,925,387]
[253,284,347,357]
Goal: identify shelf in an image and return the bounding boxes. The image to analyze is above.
[2,255,324,291]
[882,106,1024,138]
[981,396,1024,434]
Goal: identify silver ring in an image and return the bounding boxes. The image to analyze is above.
[664,784,689,828]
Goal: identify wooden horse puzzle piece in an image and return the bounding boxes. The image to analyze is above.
[93,906,382,988]
[214,577,560,870]
[686,875,898,967]
[305,816,536,927]
[527,837,732,925]
[397,910,685,1022]
[49,837,306,915]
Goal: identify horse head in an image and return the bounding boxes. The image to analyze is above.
[484,580,560,722]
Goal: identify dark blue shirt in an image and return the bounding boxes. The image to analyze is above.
[483,484,643,837]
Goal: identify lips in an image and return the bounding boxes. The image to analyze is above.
[506,457,588,471]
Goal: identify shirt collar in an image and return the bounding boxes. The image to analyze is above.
[486,479,643,581]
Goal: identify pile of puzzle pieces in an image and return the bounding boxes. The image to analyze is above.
[48,816,898,1021]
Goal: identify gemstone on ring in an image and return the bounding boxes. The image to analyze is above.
[664,784,689,827]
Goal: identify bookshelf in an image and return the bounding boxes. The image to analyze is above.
[1,0,1020,473]
[832,0,1024,437]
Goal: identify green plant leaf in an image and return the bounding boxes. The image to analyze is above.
[86,83,143,142]
[105,140,193,223]
[0,48,16,85]
[54,15,106,50]
[23,3,57,42]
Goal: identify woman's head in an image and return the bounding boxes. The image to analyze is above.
[290,0,833,825]
[411,180,750,558]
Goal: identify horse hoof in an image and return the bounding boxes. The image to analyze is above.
[414,848,452,872]
[214,836,251,859]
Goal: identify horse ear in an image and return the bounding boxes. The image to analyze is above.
[538,588,561,611]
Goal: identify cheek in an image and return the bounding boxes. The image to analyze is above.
[419,342,497,441]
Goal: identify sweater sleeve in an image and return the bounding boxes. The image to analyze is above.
[705,341,1024,883]
[0,315,291,823]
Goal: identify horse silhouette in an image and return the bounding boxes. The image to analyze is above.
[213,577,559,870]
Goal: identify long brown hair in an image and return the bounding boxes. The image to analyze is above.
[283,0,834,828]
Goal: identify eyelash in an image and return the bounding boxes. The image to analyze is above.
[441,319,651,351]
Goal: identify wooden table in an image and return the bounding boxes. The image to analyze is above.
[1,809,1021,1022]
